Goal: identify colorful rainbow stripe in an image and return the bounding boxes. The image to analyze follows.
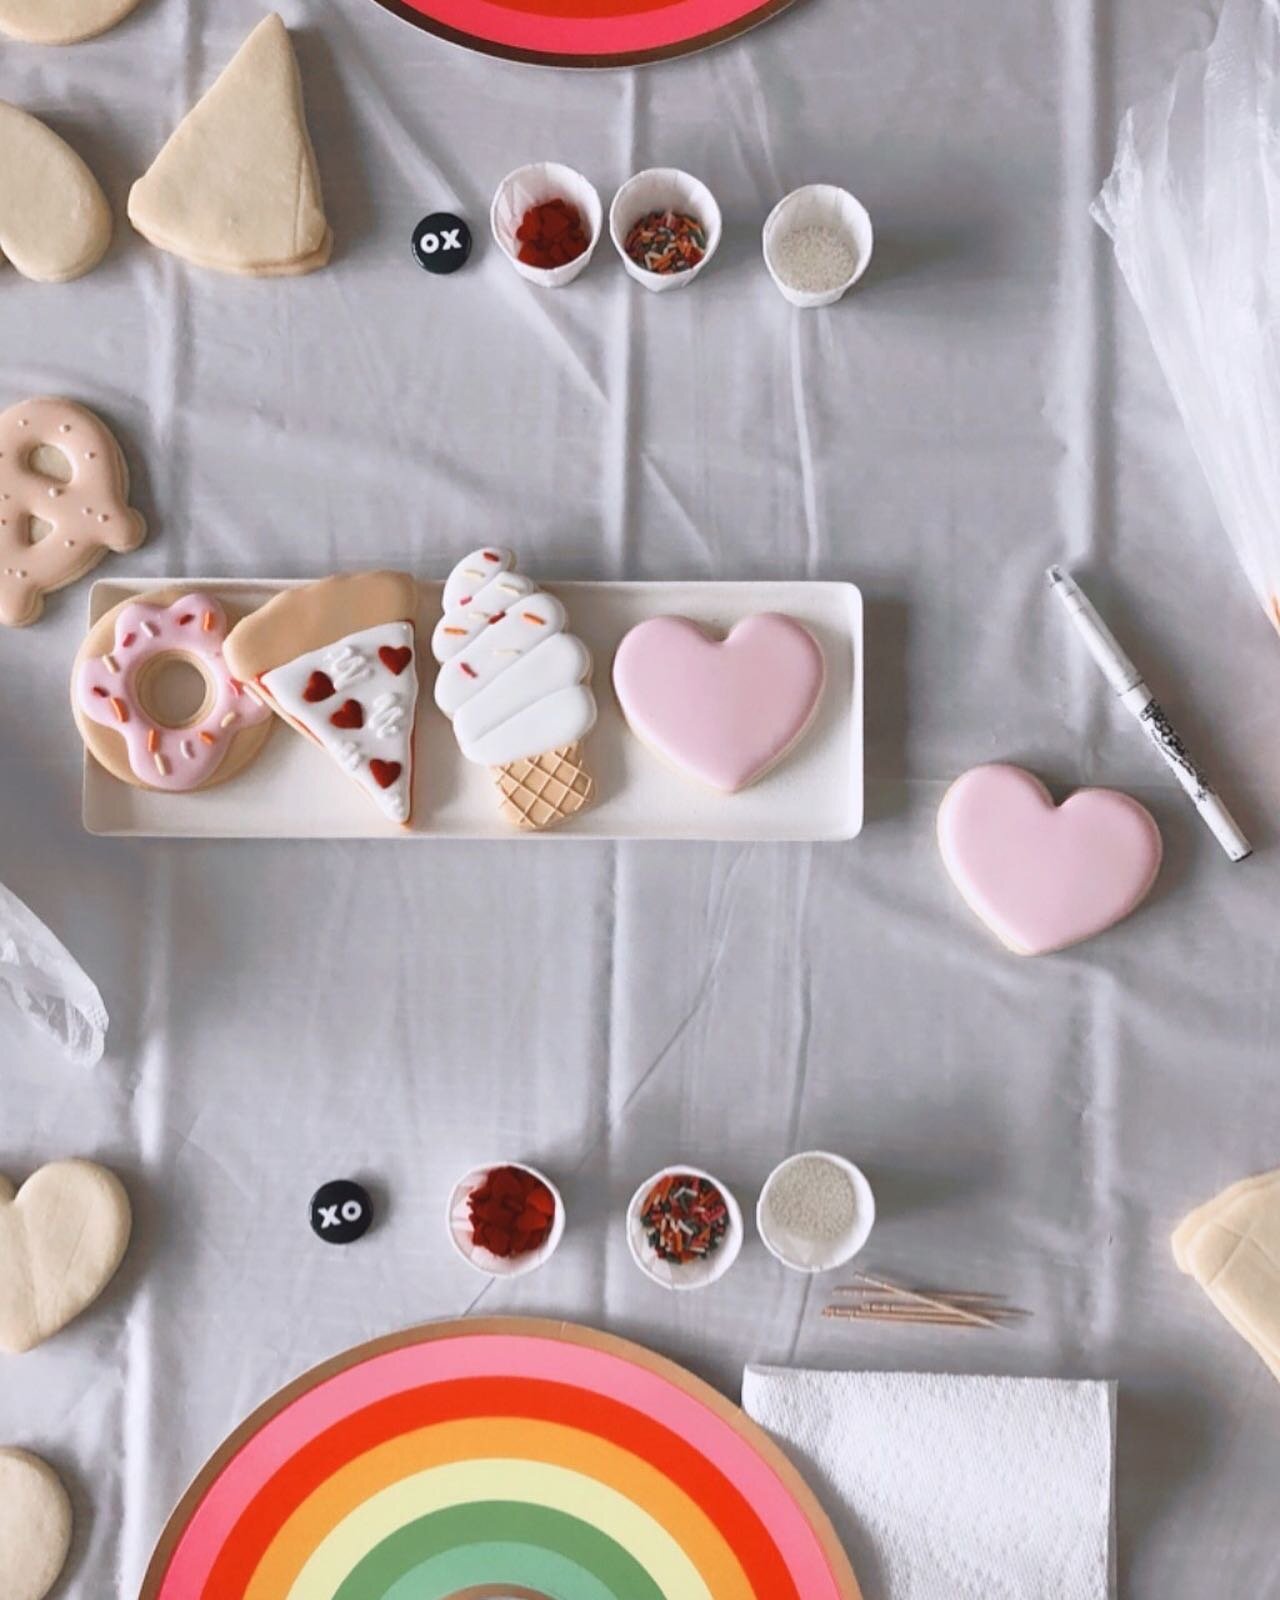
[362,0,801,67]
[140,1319,861,1600]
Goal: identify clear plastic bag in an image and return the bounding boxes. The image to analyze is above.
[1093,0,1280,627]
[0,882,107,1066]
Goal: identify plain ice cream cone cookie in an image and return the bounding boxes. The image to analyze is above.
[431,547,596,831]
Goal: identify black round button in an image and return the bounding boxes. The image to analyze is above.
[411,213,472,275]
[310,1179,373,1244]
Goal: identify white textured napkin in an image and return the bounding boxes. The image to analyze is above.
[743,1367,1115,1600]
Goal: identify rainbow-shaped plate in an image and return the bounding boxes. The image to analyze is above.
[364,0,801,68]
[140,1317,862,1600]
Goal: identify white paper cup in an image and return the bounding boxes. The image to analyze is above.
[756,1150,875,1273]
[609,168,722,292]
[447,1161,565,1279]
[626,1164,742,1290]
[490,163,603,288]
[762,184,874,308]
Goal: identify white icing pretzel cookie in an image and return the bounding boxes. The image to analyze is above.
[0,397,145,627]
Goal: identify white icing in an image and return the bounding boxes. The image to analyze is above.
[430,567,536,662]
[441,546,515,611]
[367,692,405,739]
[453,633,591,750]
[432,551,596,764]
[461,686,598,765]
[326,641,373,690]
[263,620,417,824]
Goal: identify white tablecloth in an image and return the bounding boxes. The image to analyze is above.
[3,0,1280,1593]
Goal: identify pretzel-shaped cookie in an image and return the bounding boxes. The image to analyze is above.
[0,397,145,627]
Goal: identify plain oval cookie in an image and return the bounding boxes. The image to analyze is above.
[0,1450,73,1600]
[0,0,142,44]
[72,587,274,793]
[0,103,111,282]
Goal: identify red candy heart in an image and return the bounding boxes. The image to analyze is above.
[369,759,401,789]
[330,699,363,729]
[378,646,412,676]
[303,671,335,703]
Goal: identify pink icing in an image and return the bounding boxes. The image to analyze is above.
[76,592,270,791]
[937,764,1162,955]
[612,614,826,792]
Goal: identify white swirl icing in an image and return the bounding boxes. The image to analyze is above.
[432,549,596,763]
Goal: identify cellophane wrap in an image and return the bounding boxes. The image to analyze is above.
[1093,0,1280,628]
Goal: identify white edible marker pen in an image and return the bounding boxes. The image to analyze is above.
[1047,566,1252,863]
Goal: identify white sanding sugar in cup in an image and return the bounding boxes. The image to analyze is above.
[757,1151,876,1273]
[762,183,873,308]
[772,225,857,295]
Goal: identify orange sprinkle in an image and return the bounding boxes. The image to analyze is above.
[147,728,159,752]
[199,731,216,746]
[443,627,467,636]
[202,610,216,632]
[110,697,128,723]
[522,612,546,625]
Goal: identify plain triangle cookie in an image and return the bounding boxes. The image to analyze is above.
[127,13,331,276]
[224,573,420,825]
[0,102,111,282]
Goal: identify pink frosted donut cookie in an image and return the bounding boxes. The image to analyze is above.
[937,763,1162,955]
[612,613,825,792]
[72,588,273,792]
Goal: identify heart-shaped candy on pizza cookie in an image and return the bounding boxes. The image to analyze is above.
[612,613,826,792]
[0,1159,132,1354]
[937,763,1162,955]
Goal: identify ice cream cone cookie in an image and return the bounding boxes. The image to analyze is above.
[224,572,420,825]
[73,589,273,792]
[0,398,145,628]
[431,547,596,830]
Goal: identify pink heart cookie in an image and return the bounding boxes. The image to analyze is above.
[612,614,825,792]
[938,764,1162,955]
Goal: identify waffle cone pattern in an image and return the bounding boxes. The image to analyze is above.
[493,743,593,831]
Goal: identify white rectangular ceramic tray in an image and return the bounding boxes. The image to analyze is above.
[82,578,863,841]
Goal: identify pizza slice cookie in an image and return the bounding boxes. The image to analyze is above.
[224,573,419,825]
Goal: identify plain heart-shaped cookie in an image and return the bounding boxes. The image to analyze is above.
[0,1450,72,1600]
[0,1160,131,1354]
[0,102,112,283]
[612,613,826,792]
[937,763,1162,955]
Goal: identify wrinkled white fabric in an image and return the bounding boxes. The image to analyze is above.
[1,0,1280,1596]
[744,1366,1115,1600]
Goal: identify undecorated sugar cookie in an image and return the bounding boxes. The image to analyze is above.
[0,102,111,282]
[0,397,146,628]
[224,572,420,825]
[937,763,1162,955]
[1174,1169,1280,1384]
[0,1159,132,1354]
[612,612,825,792]
[128,14,331,276]
[0,1450,72,1600]
[0,0,141,44]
